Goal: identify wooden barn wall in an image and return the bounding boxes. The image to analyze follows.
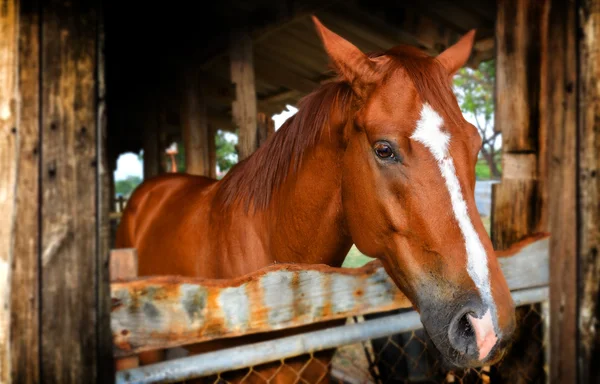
[547,0,578,382]
[578,0,600,381]
[0,0,19,382]
[1,0,110,382]
[10,0,41,382]
[496,0,600,382]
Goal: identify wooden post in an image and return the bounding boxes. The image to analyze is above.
[257,112,275,147]
[40,0,101,381]
[207,125,217,179]
[96,4,115,381]
[493,1,549,383]
[181,70,211,176]
[578,1,600,381]
[0,0,19,382]
[10,0,40,382]
[493,0,550,249]
[230,27,258,161]
[547,0,578,382]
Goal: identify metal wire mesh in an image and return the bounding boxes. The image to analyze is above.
[178,303,547,384]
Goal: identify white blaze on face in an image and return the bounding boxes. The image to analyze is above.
[410,103,495,318]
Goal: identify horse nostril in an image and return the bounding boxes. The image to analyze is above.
[457,312,475,339]
[448,309,478,357]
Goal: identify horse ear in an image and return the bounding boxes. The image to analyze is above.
[312,15,376,98]
[436,29,476,76]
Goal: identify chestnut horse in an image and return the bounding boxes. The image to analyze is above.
[115,16,516,382]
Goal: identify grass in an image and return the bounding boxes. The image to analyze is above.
[341,246,375,268]
[475,161,491,180]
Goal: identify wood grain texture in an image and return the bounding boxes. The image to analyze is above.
[40,0,98,382]
[0,0,18,381]
[547,0,578,382]
[492,5,549,382]
[96,8,114,382]
[10,0,41,382]
[493,0,550,250]
[110,235,549,357]
[578,1,600,381]
[230,28,258,160]
[182,69,210,176]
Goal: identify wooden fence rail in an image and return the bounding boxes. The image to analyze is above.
[110,234,550,357]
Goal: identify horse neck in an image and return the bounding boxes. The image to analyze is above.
[265,115,353,267]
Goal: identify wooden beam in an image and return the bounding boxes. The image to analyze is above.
[96,8,114,380]
[546,0,578,382]
[0,0,19,381]
[10,0,40,381]
[578,1,600,381]
[110,249,140,371]
[40,0,100,381]
[207,126,217,179]
[110,235,549,357]
[492,0,550,249]
[230,28,258,160]
[181,70,211,176]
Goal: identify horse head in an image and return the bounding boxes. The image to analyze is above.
[312,16,515,368]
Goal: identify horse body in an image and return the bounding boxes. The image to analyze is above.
[116,16,517,382]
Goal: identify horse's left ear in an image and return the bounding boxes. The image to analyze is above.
[312,15,377,100]
[436,29,476,76]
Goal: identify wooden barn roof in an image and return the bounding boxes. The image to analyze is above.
[104,0,496,156]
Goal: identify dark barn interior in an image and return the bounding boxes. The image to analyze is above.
[103,0,497,174]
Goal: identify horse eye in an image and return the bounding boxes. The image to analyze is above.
[374,142,394,159]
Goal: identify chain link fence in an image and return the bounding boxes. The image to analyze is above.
[175,302,547,384]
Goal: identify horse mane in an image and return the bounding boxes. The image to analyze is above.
[216,44,463,213]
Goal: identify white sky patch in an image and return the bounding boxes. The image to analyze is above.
[410,103,495,315]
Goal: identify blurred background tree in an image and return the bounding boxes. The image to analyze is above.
[453,59,501,180]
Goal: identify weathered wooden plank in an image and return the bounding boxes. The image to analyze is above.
[493,4,550,382]
[491,180,539,249]
[230,28,258,160]
[40,0,99,382]
[10,0,41,382]
[110,235,549,357]
[96,7,115,382]
[547,0,578,382]
[110,248,140,372]
[0,0,19,381]
[493,0,550,249]
[502,153,538,180]
[578,1,600,381]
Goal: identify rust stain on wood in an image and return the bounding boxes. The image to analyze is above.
[110,234,549,357]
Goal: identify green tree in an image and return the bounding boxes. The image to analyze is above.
[453,59,501,179]
[114,175,142,198]
[215,129,238,175]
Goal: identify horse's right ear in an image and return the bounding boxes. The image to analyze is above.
[312,15,376,99]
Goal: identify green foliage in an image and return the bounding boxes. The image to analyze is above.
[115,175,142,198]
[475,161,491,180]
[215,130,238,174]
[453,60,495,129]
[453,60,501,179]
